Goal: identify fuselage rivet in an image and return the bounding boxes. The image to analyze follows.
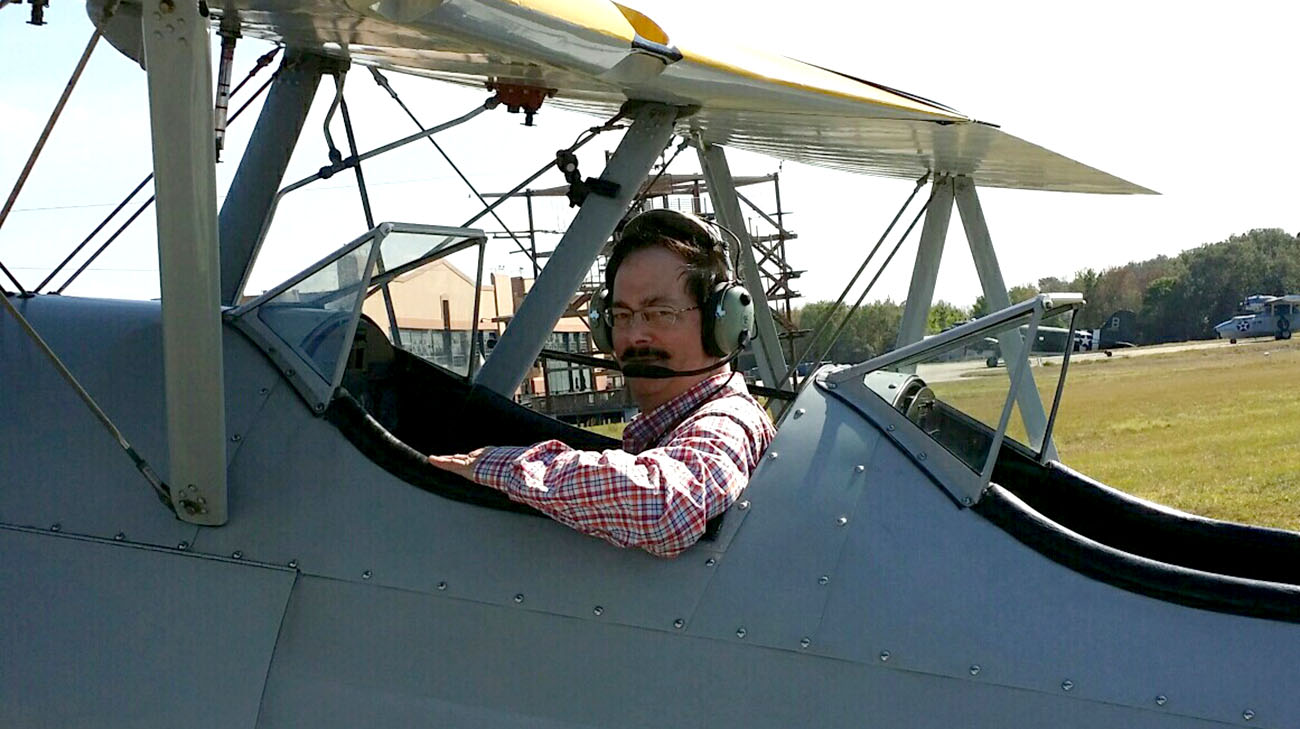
[1243,709,1255,721]
[593,606,604,616]
[855,465,865,473]
[792,408,805,419]
[736,627,747,639]
[114,532,125,541]
[177,541,189,550]
[513,593,524,604]
[879,651,890,662]
[436,581,447,591]
[705,557,717,567]
[1155,695,1167,706]
[1061,680,1074,692]
[836,516,849,526]
[362,570,372,580]
[231,551,242,559]
[673,619,685,629]
[818,575,830,585]
[288,559,298,569]
[230,433,242,442]
[886,424,896,432]
[50,523,61,532]
[918,451,928,461]
[799,638,811,649]
[768,451,779,460]
[738,500,750,511]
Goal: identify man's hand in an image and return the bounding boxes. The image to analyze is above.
[427,447,489,482]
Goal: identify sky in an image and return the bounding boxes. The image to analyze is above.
[3,1,1299,311]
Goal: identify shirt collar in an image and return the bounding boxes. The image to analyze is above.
[622,369,741,452]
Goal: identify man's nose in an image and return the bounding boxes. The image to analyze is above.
[622,314,654,343]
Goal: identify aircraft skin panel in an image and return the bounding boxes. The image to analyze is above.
[254,574,1230,728]
[0,526,295,729]
[9,298,1296,726]
[802,391,1300,725]
[686,384,884,647]
[88,0,1148,193]
[0,297,282,546]
[201,371,726,630]
[0,297,189,545]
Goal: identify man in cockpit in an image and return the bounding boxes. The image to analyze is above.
[427,209,775,557]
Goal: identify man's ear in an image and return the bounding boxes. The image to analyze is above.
[588,288,615,354]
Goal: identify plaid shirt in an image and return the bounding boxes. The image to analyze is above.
[474,370,775,557]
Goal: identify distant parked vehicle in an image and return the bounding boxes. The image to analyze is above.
[1214,294,1298,342]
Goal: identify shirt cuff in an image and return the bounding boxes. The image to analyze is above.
[473,445,530,492]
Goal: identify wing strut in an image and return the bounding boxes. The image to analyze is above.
[473,102,679,396]
[142,0,227,524]
[696,141,789,410]
[895,175,1056,459]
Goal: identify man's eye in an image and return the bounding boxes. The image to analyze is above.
[643,309,673,325]
[610,311,633,325]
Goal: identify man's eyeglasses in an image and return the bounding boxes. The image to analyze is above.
[605,305,699,329]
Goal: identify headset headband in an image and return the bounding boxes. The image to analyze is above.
[619,209,727,257]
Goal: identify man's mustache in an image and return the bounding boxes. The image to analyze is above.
[619,347,670,363]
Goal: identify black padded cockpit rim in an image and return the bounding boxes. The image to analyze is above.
[993,447,1300,585]
[326,392,544,516]
[974,484,1300,624]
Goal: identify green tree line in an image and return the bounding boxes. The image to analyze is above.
[792,228,1299,361]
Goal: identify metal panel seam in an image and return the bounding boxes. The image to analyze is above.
[0,521,291,572]
[803,432,885,641]
[253,569,301,729]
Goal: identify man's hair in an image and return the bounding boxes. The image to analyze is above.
[605,212,729,307]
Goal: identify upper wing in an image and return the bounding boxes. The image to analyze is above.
[95,0,1152,194]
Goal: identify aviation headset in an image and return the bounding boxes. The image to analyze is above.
[588,208,755,358]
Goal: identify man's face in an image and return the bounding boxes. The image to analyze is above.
[611,245,718,409]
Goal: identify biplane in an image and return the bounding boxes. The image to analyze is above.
[3,1,1298,728]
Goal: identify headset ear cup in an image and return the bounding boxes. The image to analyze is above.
[707,283,755,357]
[588,288,615,355]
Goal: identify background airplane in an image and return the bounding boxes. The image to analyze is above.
[1215,294,1298,342]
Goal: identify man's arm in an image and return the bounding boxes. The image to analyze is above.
[429,414,758,557]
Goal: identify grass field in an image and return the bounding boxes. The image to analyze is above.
[588,337,1300,531]
[1033,339,1300,530]
[923,337,1300,531]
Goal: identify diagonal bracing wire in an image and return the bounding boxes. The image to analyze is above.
[629,136,689,212]
[0,9,111,238]
[336,90,403,346]
[369,67,538,265]
[454,115,624,233]
[0,292,172,506]
[44,47,280,294]
[775,171,931,389]
[0,261,25,294]
[53,195,156,294]
[0,11,117,293]
[36,174,152,293]
[801,177,940,379]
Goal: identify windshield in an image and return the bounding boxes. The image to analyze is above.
[825,295,1082,504]
[228,223,488,412]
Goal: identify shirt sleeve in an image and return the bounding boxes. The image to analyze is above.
[472,414,756,558]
